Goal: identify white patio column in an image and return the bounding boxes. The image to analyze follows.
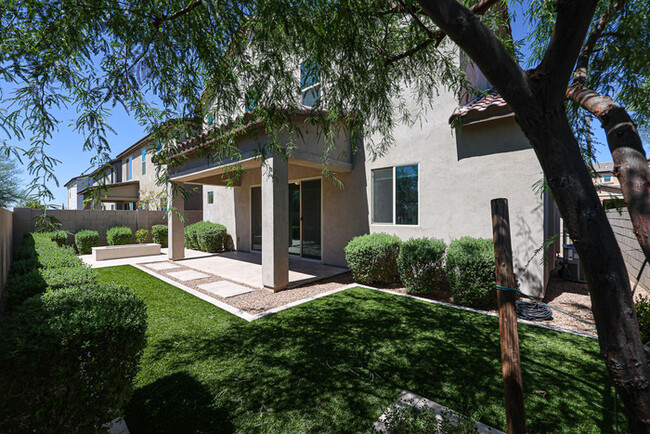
[168,181,185,261]
[261,154,289,291]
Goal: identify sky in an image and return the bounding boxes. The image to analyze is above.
[5,2,613,208]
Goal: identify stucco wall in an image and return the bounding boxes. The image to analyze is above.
[0,207,12,295]
[365,90,548,297]
[607,208,650,291]
[12,208,202,249]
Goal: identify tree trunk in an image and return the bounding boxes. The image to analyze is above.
[568,84,650,267]
[514,101,650,432]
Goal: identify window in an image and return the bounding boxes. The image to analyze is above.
[371,164,419,225]
[300,61,321,107]
[207,191,214,204]
[128,157,132,180]
[244,90,257,112]
[141,149,146,175]
[603,174,612,183]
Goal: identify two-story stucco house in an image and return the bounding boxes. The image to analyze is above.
[165,56,561,297]
[64,174,94,210]
[69,133,203,211]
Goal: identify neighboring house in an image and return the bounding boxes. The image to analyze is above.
[64,175,94,210]
[591,160,644,209]
[165,57,561,297]
[68,133,203,211]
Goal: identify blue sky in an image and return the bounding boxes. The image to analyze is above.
[6,3,612,207]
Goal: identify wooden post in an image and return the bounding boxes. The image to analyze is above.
[491,198,527,434]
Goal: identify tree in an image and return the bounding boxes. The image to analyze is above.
[1,0,649,428]
[0,158,27,208]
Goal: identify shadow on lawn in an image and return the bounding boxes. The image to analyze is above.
[127,286,622,433]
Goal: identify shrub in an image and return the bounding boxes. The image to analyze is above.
[152,224,168,247]
[397,238,447,295]
[344,233,401,285]
[135,229,149,244]
[4,266,98,311]
[10,234,82,277]
[635,295,650,344]
[49,231,68,247]
[107,226,133,245]
[75,229,99,254]
[184,221,227,252]
[0,283,148,432]
[445,237,496,308]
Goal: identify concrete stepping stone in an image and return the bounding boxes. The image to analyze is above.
[167,270,210,281]
[146,262,182,271]
[198,281,255,298]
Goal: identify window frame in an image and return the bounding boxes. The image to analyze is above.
[128,157,132,180]
[300,61,321,107]
[207,191,214,204]
[141,149,146,175]
[371,163,420,227]
[603,174,612,183]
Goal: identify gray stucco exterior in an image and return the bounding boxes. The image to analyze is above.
[170,83,557,296]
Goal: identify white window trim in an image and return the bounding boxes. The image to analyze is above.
[371,163,420,227]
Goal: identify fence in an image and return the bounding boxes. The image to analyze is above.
[606,208,650,291]
[12,208,203,250]
[0,208,12,295]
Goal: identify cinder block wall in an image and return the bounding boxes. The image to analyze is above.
[606,209,650,291]
[12,208,202,251]
[0,207,13,295]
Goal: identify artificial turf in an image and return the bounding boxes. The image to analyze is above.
[97,265,624,433]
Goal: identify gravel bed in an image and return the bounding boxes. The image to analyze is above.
[141,262,647,336]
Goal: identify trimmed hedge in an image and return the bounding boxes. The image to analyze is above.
[445,237,496,308]
[48,231,68,247]
[152,225,168,247]
[135,229,149,244]
[11,234,82,275]
[397,238,447,295]
[184,221,227,252]
[5,266,97,311]
[107,226,133,245]
[75,230,99,254]
[344,233,401,285]
[0,284,148,432]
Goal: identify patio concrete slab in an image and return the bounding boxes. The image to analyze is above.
[167,270,210,281]
[177,251,348,289]
[198,281,255,298]
[146,262,182,271]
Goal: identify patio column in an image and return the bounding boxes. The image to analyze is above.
[261,154,289,291]
[168,181,185,261]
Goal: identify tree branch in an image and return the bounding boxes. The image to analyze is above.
[386,0,501,65]
[535,0,599,104]
[153,0,203,28]
[416,0,534,116]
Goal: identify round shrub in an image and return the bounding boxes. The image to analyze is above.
[75,229,99,254]
[445,237,496,308]
[184,221,227,252]
[0,283,148,432]
[49,231,68,247]
[152,224,168,247]
[135,229,149,244]
[635,295,650,344]
[397,237,447,295]
[107,226,133,245]
[344,233,401,285]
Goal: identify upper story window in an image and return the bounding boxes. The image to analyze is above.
[300,60,321,107]
[603,174,612,183]
[141,149,147,175]
[372,164,419,225]
[128,157,132,180]
[207,191,214,204]
[244,90,257,113]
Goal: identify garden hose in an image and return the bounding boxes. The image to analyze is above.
[515,300,553,322]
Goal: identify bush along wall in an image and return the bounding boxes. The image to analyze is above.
[152,225,168,247]
[0,233,148,431]
[184,221,227,252]
[75,229,99,254]
[397,237,447,295]
[344,233,401,285]
[107,226,133,245]
[135,229,149,244]
[445,237,496,308]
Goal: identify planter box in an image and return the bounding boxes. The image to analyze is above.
[92,243,161,261]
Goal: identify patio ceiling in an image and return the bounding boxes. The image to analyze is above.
[79,180,139,203]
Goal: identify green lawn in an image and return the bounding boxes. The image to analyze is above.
[97,265,623,433]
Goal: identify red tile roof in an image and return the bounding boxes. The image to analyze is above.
[448,89,512,126]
